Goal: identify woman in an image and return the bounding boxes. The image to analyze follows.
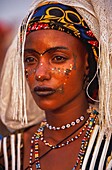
[0,0,112,169]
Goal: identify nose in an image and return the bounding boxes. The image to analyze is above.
[35,62,51,81]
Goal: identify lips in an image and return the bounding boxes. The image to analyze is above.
[33,86,56,96]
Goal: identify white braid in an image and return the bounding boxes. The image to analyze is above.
[91,0,112,132]
[98,132,112,170]
[17,133,22,170]
[11,135,16,170]
[89,130,104,170]
[3,137,8,170]
[82,125,100,170]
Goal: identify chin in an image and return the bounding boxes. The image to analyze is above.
[34,98,56,111]
[37,104,56,112]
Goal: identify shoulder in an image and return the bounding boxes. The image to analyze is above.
[0,131,22,169]
[0,122,41,169]
[83,125,112,170]
[0,122,41,152]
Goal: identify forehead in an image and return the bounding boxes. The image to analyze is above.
[25,29,86,51]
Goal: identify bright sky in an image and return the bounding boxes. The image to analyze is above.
[0,0,32,25]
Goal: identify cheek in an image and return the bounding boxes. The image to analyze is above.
[51,64,75,86]
[62,64,85,95]
[25,60,84,92]
[25,72,35,90]
[64,70,83,89]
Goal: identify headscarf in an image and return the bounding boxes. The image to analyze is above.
[0,0,112,134]
[25,3,99,50]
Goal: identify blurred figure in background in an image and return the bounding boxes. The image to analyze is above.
[0,22,14,137]
[0,0,31,138]
[0,22,13,73]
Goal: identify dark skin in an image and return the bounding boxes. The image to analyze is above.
[23,30,89,169]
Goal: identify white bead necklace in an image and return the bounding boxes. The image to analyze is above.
[45,115,85,130]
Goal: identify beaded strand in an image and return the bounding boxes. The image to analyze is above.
[40,120,88,149]
[72,109,98,169]
[29,108,98,170]
[46,115,85,130]
[29,124,45,170]
[29,135,35,169]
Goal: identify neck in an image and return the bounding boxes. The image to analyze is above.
[45,92,88,125]
[44,91,89,139]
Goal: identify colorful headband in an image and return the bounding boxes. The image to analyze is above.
[24,3,99,60]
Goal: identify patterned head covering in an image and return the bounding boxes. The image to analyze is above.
[24,2,98,60]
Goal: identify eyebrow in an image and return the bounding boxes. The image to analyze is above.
[24,46,69,56]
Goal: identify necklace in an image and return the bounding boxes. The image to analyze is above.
[40,119,88,149]
[45,115,85,130]
[73,110,98,169]
[29,108,98,170]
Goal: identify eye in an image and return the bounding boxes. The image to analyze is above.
[24,56,38,65]
[52,55,67,63]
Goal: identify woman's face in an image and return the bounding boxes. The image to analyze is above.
[24,30,88,111]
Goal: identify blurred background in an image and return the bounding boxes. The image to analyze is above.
[0,0,32,137]
[0,0,32,72]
